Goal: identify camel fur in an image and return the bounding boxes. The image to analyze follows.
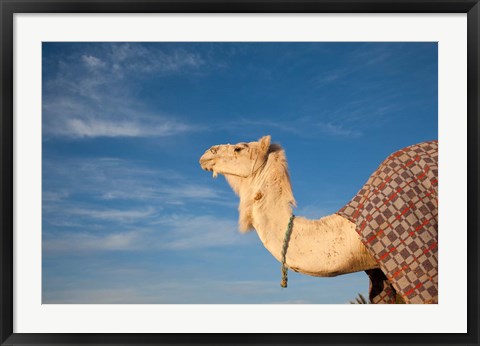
[199,135,378,278]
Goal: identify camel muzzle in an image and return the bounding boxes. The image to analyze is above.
[199,151,215,171]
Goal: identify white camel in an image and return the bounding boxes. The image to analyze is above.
[199,135,378,278]
[200,136,378,277]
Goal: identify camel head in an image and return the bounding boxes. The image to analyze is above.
[200,135,295,233]
[199,135,271,179]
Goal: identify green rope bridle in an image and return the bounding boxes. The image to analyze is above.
[280,214,295,288]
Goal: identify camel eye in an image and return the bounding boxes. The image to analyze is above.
[234,147,243,153]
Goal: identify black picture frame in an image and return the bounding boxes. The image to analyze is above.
[1,1,479,345]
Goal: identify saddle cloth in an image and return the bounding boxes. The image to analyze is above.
[337,141,438,304]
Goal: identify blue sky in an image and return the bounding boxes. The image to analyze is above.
[42,42,437,304]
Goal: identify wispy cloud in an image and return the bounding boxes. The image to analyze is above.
[228,118,303,136]
[312,44,397,89]
[107,43,205,75]
[43,230,143,252]
[43,157,227,205]
[42,156,244,254]
[156,184,223,201]
[43,213,250,254]
[42,95,200,139]
[43,190,70,202]
[70,207,156,221]
[153,215,249,250]
[224,117,363,139]
[53,116,195,138]
[43,43,206,139]
[315,122,362,138]
[96,182,231,206]
[42,278,278,304]
[221,83,407,139]
[81,54,106,69]
[313,68,351,89]
[42,271,369,304]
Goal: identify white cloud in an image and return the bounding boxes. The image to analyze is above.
[154,214,251,250]
[313,70,348,88]
[107,43,205,74]
[42,273,368,303]
[43,230,142,253]
[100,184,226,204]
[42,157,244,252]
[43,44,206,139]
[225,117,362,138]
[43,190,70,202]
[42,95,199,139]
[81,55,106,68]
[43,213,251,254]
[43,157,229,206]
[227,97,403,139]
[316,122,362,138]
[70,207,156,221]
[157,184,222,200]
[42,279,274,304]
[60,117,194,138]
[230,118,303,136]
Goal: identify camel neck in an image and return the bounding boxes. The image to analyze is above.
[250,191,296,263]
[232,147,378,277]
[251,199,377,277]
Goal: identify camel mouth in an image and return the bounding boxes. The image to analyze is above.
[199,156,217,176]
[199,160,214,171]
[200,151,220,178]
[200,162,218,178]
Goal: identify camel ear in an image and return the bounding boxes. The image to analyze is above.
[258,135,271,153]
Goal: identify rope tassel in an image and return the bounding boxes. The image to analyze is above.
[280,214,295,288]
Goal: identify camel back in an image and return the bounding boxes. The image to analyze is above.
[337,140,438,304]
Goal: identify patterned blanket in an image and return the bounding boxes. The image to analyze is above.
[337,141,438,304]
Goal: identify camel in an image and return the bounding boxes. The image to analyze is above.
[199,136,438,304]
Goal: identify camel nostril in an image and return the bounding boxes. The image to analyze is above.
[210,147,218,155]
